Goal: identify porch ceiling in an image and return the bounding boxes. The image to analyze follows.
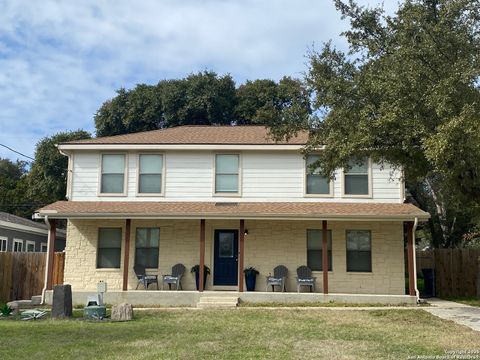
[35,201,430,221]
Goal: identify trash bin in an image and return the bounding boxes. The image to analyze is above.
[422,268,435,298]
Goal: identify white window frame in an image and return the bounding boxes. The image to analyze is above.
[0,237,7,252]
[136,153,165,196]
[303,154,333,198]
[98,153,128,196]
[25,240,36,252]
[13,238,23,252]
[213,153,242,197]
[40,242,48,253]
[341,157,373,198]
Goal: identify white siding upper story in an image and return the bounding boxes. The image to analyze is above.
[70,150,404,203]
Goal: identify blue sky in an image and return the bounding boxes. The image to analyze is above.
[0,0,397,162]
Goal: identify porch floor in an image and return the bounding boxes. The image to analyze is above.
[45,290,417,307]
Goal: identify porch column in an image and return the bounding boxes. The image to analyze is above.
[322,220,328,294]
[46,219,56,290]
[199,219,206,292]
[407,221,415,296]
[238,219,245,292]
[122,219,131,291]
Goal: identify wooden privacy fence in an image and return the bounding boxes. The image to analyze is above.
[415,249,480,298]
[0,252,65,303]
[52,252,65,286]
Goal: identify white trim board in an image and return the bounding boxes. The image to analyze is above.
[58,144,312,151]
[35,214,429,222]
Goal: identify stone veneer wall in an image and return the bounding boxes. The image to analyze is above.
[64,219,405,295]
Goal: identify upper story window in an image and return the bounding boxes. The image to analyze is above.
[344,157,370,196]
[101,154,126,194]
[138,154,163,194]
[215,154,240,194]
[306,154,331,195]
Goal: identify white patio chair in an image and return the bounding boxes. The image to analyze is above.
[162,263,185,290]
[296,265,316,293]
[266,265,288,292]
[134,265,159,290]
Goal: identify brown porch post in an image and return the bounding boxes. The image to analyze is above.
[407,221,415,296]
[238,219,245,292]
[322,220,328,294]
[123,219,131,291]
[199,219,206,292]
[46,219,56,290]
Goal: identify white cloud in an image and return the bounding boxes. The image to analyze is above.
[0,0,397,161]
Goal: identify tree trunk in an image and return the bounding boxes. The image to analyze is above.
[425,178,450,247]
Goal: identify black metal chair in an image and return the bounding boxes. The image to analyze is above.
[266,265,288,292]
[296,265,316,292]
[134,264,159,290]
[162,263,186,290]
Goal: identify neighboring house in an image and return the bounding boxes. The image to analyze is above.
[34,125,429,304]
[0,212,66,253]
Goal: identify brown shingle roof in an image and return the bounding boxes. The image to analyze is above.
[0,211,49,230]
[63,126,308,145]
[37,201,430,221]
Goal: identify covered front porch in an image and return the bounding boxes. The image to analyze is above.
[37,201,430,305]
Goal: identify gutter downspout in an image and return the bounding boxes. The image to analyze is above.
[412,217,419,301]
[41,215,51,305]
[58,148,72,200]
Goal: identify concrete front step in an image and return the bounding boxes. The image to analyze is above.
[6,295,43,314]
[6,300,33,314]
[197,296,239,308]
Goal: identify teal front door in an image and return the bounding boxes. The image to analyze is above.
[213,230,239,286]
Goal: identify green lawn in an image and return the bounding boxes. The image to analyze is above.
[1,309,479,359]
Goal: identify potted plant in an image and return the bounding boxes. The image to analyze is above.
[191,265,210,290]
[243,267,259,291]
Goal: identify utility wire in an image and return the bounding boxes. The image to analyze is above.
[0,143,68,173]
[0,143,35,162]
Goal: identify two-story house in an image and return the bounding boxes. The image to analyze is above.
[0,212,66,253]
[35,125,429,306]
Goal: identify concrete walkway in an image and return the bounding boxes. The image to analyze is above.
[424,298,480,331]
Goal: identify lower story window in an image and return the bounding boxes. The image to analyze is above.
[346,230,372,272]
[26,240,35,252]
[0,237,7,252]
[40,243,48,253]
[135,228,159,268]
[97,228,122,268]
[307,229,332,271]
[13,239,23,252]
